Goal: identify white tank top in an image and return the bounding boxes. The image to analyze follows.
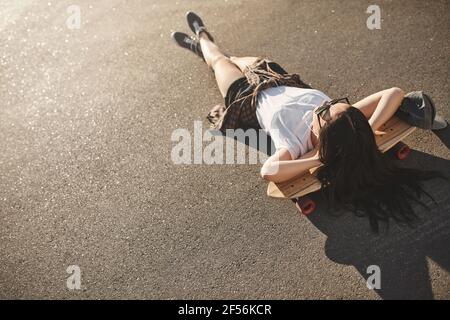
[256,86,330,159]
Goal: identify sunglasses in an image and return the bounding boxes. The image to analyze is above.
[314,97,350,129]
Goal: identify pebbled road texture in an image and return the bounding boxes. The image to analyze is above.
[0,0,449,299]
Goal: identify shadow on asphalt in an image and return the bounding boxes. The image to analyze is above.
[433,124,450,151]
[241,132,450,299]
[306,149,450,299]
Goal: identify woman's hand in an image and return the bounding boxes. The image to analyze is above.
[374,130,387,136]
[311,148,321,161]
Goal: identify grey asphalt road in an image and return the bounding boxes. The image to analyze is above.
[0,0,449,299]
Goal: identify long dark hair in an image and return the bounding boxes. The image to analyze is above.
[316,106,447,232]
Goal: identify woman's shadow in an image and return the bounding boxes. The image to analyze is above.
[308,128,450,299]
[245,127,450,299]
[307,155,449,299]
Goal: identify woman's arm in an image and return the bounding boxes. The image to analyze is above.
[261,147,321,183]
[353,87,405,132]
[260,87,405,183]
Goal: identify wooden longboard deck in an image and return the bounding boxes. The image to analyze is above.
[267,116,416,199]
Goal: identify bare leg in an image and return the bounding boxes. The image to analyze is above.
[199,33,245,98]
[229,56,260,73]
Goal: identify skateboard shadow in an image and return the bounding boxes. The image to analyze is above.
[306,150,450,299]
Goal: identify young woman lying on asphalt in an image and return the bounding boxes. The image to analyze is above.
[172,12,448,231]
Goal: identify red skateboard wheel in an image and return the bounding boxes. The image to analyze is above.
[396,143,411,160]
[295,197,316,215]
